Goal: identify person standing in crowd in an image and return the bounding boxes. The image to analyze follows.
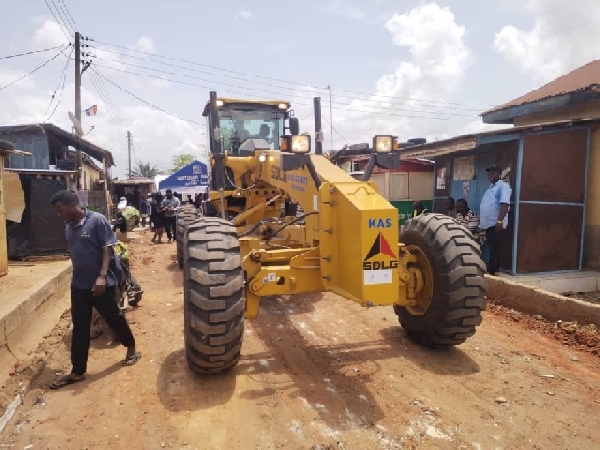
[412,201,429,217]
[455,198,485,245]
[139,194,150,227]
[48,190,141,389]
[162,189,181,243]
[479,165,512,276]
[150,193,166,244]
[444,197,456,217]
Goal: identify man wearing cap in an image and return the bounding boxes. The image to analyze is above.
[479,165,512,276]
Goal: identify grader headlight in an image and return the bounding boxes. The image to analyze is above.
[373,135,395,153]
[282,135,311,154]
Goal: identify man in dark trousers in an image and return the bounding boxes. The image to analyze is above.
[49,190,141,389]
[479,165,512,275]
[162,189,181,243]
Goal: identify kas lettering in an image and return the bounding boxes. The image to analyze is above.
[368,218,392,228]
[363,260,399,270]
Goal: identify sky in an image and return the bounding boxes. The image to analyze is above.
[1,0,600,177]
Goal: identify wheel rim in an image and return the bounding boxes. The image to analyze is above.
[404,245,434,316]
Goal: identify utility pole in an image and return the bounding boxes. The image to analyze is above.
[313,97,323,155]
[327,85,333,151]
[127,131,132,179]
[74,31,82,189]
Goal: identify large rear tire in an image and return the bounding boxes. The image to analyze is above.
[395,213,487,348]
[176,205,198,268]
[183,217,245,374]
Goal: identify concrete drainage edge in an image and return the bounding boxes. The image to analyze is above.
[486,275,600,327]
[0,319,70,436]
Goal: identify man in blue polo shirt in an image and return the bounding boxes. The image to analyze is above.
[49,190,141,389]
[479,165,512,276]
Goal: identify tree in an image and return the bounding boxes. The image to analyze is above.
[170,153,196,173]
[130,162,160,179]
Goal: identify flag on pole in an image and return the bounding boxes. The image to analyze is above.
[84,105,98,116]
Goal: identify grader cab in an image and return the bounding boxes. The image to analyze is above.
[178,91,487,374]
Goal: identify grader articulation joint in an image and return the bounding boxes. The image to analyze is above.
[178,91,488,374]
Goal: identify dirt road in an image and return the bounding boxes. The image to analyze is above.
[2,230,600,449]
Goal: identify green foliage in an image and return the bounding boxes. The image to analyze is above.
[170,153,196,173]
[130,162,160,179]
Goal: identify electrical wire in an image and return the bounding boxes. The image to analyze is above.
[322,117,350,144]
[0,46,68,91]
[43,46,73,122]
[95,70,204,126]
[89,54,476,119]
[0,45,67,60]
[91,63,457,122]
[89,38,492,110]
[55,0,77,31]
[54,3,137,159]
[43,0,71,42]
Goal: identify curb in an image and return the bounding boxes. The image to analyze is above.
[0,323,69,436]
[0,357,44,435]
[0,263,72,436]
[0,263,72,347]
[487,275,600,326]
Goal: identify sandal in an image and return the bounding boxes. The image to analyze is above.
[49,374,85,390]
[122,352,142,367]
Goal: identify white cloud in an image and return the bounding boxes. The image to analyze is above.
[0,20,207,178]
[134,36,156,54]
[324,1,365,20]
[290,3,476,150]
[494,0,600,81]
[30,19,69,49]
[236,10,254,20]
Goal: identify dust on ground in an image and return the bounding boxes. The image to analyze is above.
[1,228,599,449]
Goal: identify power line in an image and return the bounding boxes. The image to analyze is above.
[322,117,350,144]
[0,46,68,91]
[91,62,455,122]
[53,6,133,150]
[43,0,71,42]
[55,0,77,31]
[95,70,204,126]
[44,46,74,122]
[0,45,67,60]
[88,38,492,110]
[88,53,475,119]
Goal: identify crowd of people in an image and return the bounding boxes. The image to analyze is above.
[139,189,208,244]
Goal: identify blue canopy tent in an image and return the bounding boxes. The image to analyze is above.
[158,160,209,195]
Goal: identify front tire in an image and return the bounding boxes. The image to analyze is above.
[395,213,487,347]
[183,217,245,374]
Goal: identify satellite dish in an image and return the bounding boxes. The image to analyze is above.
[68,111,84,137]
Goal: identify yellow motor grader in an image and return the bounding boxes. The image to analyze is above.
[178,91,487,374]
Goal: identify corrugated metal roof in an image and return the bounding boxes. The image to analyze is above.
[0,123,115,166]
[483,60,600,115]
[400,118,600,158]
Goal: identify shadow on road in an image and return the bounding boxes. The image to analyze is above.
[378,325,480,375]
[40,361,123,394]
[244,294,480,430]
[156,348,239,412]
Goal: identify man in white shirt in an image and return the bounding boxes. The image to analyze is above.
[479,165,512,275]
